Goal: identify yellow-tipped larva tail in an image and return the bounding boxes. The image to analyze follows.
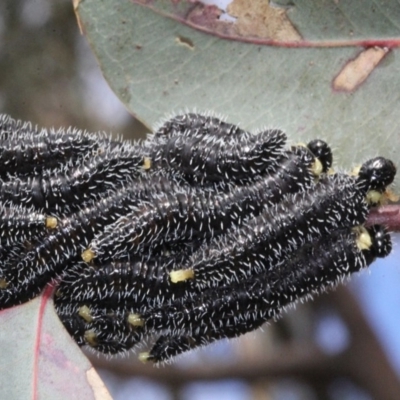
[127,313,144,327]
[366,190,382,206]
[311,158,323,177]
[82,248,95,263]
[365,189,399,206]
[78,305,93,323]
[138,352,152,363]
[45,216,58,229]
[170,269,195,283]
[353,226,372,251]
[84,330,98,347]
[351,165,362,177]
[0,279,9,289]
[143,157,152,170]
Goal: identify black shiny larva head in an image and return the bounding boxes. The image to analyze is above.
[358,157,396,192]
[367,225,392,259]
[307,139,333,173]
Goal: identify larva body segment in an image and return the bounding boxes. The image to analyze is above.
[59,310,145,354]
[0,144,145,214]
[54,254,190,313]
[58,312,87,346]
[0,131,115,178]
[148,128,287,183]
[176,174,369,290]
[141,318,265,364]
[141,225,391,345]
[57,306,145,354]
[0,114,120,177]
[168,157,395,290]
[86,315,144,354]
[0,177,183,309]
[71,225,391,358]
[0,112,396,364]
[152,113,253,141]
[86,147,317,263]
[0,203,57,246]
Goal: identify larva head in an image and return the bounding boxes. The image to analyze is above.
[307,139,333,173]
[357,157,396,194]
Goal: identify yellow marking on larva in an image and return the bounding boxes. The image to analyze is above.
[84,330,98,347]
[45,216,58,229]
[82,248,95,263]
[143,157,152,170]
[353,226,372,251]
[311,158,323,177]
[127,313,144,327]
[170,269,195,283]
[0,279,9,289]
[78,305,93,323]
[138,352,151,363]
[366,190,382,206]
[351,165,361,176]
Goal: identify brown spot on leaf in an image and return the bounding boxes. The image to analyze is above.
[333,47,389,92]
[186,4,226,34]
[175,35,195,50]
[227,0,301,41]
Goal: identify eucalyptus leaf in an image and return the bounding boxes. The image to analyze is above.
[76,0,400,184]
[0,289,111,399]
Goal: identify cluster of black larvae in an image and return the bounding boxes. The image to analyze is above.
[0,113,396,364]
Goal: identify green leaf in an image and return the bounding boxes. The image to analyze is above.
[76,0,400,185]
[0,286,111,399]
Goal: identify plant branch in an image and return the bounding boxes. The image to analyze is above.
[367,205,400,231]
